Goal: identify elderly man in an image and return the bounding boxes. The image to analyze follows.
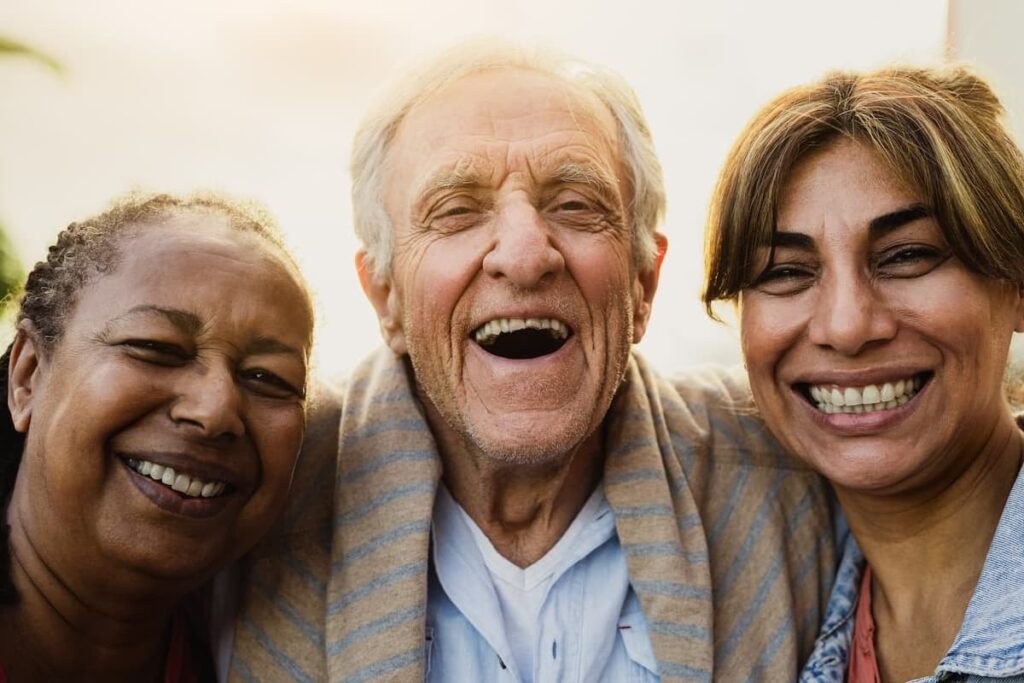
[227,43,835,682]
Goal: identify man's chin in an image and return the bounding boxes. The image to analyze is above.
[463,416,594,467]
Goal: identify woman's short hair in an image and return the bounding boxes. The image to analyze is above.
[20,192,300,350]
[351,40,666,278]
[703,65,1024,316]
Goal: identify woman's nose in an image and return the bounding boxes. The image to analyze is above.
[807,273,898,356]
[169,365,245,442]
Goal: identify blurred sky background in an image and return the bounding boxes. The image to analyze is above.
[1,0,1021,377]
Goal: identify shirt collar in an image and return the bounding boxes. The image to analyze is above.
[429,482,618,676]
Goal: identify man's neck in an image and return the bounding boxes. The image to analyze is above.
[435,423,605,568]
[0,514,181,682]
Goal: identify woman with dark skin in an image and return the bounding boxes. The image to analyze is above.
[0,193,314,681]
[705,67,1024,682]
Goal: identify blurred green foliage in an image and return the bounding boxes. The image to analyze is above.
[0,36,62,308]
[0,36,62,74]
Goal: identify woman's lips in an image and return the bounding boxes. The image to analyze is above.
[119,456,238,519]
[795,373,931,434]
[804,373,929,414]
[125,456,229,498]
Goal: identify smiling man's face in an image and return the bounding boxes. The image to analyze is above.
[360,68,661,465]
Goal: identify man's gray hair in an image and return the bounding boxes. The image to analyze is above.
[351,40,667,278]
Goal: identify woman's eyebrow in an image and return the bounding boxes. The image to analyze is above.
[869,204,931,237]
[249,335,305,361]
[770,204,931,249]
[108,305,202,334]
[770,231,815,249]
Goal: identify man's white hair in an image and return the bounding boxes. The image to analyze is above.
[351,40,667,278]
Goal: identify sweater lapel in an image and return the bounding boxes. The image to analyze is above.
[604,356,715,681]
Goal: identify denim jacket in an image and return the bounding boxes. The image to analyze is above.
[801,468,1024,682]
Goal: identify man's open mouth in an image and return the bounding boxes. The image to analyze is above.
[472,317,573,359]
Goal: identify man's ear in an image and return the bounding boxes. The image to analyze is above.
[632,233,668,343]
[8,323,44,434]
[356,250,408,355]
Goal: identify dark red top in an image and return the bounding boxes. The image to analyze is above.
[848,565,882,683]
[0,611,199,683]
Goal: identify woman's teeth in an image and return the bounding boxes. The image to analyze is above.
[808,376,924,414]
[125,458,227,498]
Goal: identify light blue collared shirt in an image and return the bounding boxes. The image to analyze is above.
[427,484,660,682]
[802,466,1024,682]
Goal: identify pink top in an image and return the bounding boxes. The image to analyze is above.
[848,565,882,683]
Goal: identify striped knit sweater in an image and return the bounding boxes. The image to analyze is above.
[229,348,837,682]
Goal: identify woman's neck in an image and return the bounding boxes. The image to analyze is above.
[836,413,1024,683]
[0,515,185,682]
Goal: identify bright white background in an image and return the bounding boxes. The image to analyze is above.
[2,0,1014,378]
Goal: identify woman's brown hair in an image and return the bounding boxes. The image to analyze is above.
[703,65,1024,317]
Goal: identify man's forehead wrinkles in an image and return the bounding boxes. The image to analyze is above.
[417,133,616,189]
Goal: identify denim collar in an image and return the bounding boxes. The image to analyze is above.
[938,466,1024,678]
[802,467,1024,681]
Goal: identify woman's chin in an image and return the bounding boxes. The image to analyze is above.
[812,449,932,497]
[104,536,232,587]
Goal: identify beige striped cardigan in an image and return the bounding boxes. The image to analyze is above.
[229,348,836,681]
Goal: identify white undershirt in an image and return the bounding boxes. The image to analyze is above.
[453,486,611,683]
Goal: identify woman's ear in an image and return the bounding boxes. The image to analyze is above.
[9,323,43,434]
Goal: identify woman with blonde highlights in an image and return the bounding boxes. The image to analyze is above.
[704,67,1024,682]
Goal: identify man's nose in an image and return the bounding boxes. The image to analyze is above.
[807,272,897,356]
[169,364,245,442]
[481,201,565,288]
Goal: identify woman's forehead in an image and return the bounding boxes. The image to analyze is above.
[67,225,312,340]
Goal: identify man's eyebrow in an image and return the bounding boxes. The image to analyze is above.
[108,305,203,334]
[548,162,619,197]
[869,204,931,237]
[418,167,485,199]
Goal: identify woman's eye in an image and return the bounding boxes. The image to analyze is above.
[240,368,304,400]
[876,245,948,277]
[122,340,189,364]
[752,264,816,295]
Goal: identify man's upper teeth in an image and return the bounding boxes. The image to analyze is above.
[809,376,922,413]
[125,457,227,498]
[473,318,569,344]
